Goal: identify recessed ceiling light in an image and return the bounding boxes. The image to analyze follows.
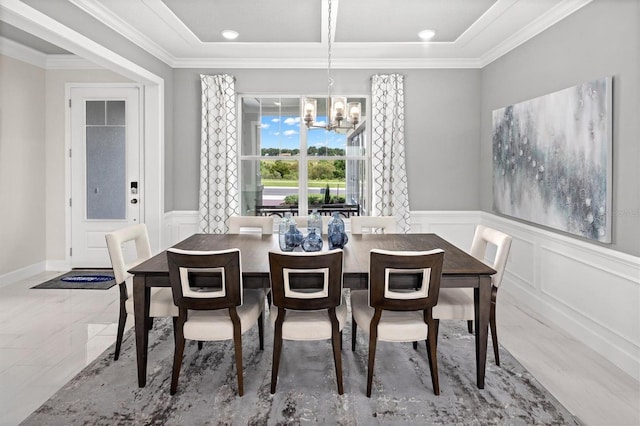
[418,29,436,41]
[221,30,239,40]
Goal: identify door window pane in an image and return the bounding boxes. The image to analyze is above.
[85,100,126,220]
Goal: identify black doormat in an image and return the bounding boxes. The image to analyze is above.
[31,270,116,290]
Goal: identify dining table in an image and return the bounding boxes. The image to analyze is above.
[129,233,496,389]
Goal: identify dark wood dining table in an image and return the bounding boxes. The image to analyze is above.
[129,233,496,389]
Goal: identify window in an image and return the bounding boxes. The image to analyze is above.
[239,95,369,217]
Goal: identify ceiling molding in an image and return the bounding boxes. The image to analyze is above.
[479,0,593,67]
[0,35,46,67]
[171,56,482,70]
[70,0,176,67]
[0,0,163,83]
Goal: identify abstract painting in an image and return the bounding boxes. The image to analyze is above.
[492,77,612,242]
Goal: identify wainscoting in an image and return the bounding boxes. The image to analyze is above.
[164,210,640,380]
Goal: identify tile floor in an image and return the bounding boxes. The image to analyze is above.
[0,271,638,425]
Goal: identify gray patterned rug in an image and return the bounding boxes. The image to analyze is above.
[22,304,580,425]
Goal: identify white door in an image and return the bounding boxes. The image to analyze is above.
[70,86,142,267]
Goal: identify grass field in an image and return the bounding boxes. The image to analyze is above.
[261,179,345,189]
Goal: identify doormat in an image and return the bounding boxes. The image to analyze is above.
[31,270,116,290]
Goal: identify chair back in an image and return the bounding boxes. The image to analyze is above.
[268,250,343,311]
[167,248,243,310]
[351,216,397,234]
[105,224,152,285]
[369,248,444,312]
[470,225,512,288]
[228,215,274,234]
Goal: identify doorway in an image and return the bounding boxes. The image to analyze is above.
[68,85,143,267]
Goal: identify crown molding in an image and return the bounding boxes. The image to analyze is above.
[1,0,163,83]
[172,57,483,69]
[0,36,46,68]
[70,0,176,67]
[479,0,593,67]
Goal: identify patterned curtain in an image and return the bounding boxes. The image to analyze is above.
[198,74,240,233]
[371,74,411,233]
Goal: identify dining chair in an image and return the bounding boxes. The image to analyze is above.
[166,247,265,396]
[432,225,512,365]
[351,248,444,397]
[228,215,274,234]
[105,223,178,361]
[268,249,346,394]
[350,216,397,234]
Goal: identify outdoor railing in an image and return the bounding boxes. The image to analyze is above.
[255,204,360,218]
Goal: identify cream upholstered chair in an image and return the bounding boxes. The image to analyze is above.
[166,248,265,396]
[228,215,274,234]
[105,224,178,361]
[350,216,397,234]
[433,225,512,365]
[351,248,444,397]
[268,249,346,394]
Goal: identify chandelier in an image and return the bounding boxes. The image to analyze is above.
[302,0,361,132]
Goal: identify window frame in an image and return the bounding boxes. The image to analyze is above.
[237,93,371,217]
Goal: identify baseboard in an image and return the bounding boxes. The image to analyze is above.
[0,261,46,288]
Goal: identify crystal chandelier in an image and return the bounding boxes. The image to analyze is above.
[302,0,361,132]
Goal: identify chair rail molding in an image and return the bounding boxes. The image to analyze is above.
[162,209,640,380]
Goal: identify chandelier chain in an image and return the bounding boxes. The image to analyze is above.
[327,0,333,101]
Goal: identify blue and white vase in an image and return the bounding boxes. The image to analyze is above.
[278,213,294,251]
[327,213,348,249]
[285,224,303,250]
[302,228,323,252]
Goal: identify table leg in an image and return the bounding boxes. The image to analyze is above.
[133,275,150,388]
[474,275,492,389]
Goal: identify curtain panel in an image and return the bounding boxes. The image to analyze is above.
[198,74,240,233]
[371,74,411,233]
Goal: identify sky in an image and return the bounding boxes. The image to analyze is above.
[260,115,346,151]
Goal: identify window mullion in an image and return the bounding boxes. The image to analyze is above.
[298,121,309,216]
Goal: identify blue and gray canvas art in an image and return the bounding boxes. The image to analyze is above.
[492,77,612,242]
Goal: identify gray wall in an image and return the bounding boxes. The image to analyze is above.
[172,68,482,211]
[480,0,640,256]
[0,55,46,275]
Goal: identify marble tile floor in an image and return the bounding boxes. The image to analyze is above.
[0,271,638,425]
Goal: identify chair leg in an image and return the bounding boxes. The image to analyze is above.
[258,310,264,351]
[329,308,344,395]
[351,314,357,351]
[229,309,244,397]
[425,319,440,395]
[490,299,500,366]
[366,310,382,398]
[114,305,127,361]
[366,333,378,398]
[170,319,185,395]
[467,320,473,334]
[271,308,285,394]
[412,341,418,350]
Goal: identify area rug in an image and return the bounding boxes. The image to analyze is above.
[22,305,580,425]
[31,270,116,290]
